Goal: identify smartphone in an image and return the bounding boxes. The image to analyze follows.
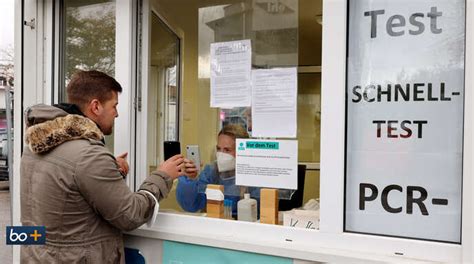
[186,145,201,172]
[163,141,181,160]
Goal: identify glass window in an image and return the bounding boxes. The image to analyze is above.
[146,13,180,176]
[298,72,321,201]
[60,0,116,151]
[155,0,322,225]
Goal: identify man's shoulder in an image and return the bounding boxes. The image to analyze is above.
[21,138,110,171]
[51,138,110,162]
[58,138,105,150]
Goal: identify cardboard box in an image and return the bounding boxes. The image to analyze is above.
[206,184,224,218]
[260,188,278,224]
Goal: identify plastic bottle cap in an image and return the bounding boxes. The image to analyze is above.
[244,193,250,199]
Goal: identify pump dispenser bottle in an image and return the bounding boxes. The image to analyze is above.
[237,193,257,222]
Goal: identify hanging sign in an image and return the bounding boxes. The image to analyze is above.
[236,139,297,189]
[345,0,465,243]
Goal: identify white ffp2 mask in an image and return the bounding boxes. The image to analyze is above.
[216,152,235,172]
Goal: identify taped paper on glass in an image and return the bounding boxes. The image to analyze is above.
[236,139,297,189]
[210,39,252,108]
[251,67,297,138]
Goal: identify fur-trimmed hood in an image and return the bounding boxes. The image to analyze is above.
[25,104,103,154]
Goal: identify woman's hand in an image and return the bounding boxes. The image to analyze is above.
[182,159,198,179]
[158,154,184,180]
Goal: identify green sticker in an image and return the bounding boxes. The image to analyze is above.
[245,141,279,150]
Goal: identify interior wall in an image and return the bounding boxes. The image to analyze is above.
[298,0,322,204]
[299,0,322,66]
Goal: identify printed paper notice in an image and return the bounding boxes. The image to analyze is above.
[210,40,252,108]
[251,68,297,137]
[236,139,297,189]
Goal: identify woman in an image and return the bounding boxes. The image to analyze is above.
[176,124,259,218]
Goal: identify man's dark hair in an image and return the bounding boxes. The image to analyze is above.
[67,70,122,110]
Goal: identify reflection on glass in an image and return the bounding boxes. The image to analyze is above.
[220,107,251,135]
[298,73,321,163]
[199,1,299,134]
[199,1,298,74]
[61,0,116,152]
[147,13,180,176]
[63,0,116,84]
[164,65,178,141]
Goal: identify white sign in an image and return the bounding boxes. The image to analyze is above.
[210,40,252,108]
[345,0,465,243]
[251,68,297,138]
[236,139,297,189]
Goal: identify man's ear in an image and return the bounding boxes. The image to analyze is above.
[90,99,102,116]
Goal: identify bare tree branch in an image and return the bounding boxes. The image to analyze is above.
[0,45,14,87]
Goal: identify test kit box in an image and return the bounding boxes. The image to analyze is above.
[206,184,224,218]
[260,188,278,224]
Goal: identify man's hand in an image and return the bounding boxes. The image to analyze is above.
[116,152,129,176]
[182,159,198,179]
[158,154,184,180]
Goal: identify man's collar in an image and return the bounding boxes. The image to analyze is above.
[54,103,106,144]
[53,103,85,116]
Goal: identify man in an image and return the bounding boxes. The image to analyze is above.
[20,70,183,263]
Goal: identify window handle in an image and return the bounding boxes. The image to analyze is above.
[24,18,35,30]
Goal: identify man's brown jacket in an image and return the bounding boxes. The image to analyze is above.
[20,104,171,263]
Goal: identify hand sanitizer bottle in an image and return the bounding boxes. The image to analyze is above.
[237,193,257,222]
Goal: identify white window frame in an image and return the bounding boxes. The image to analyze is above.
[13,0,50,260]
[127,0,474,262]
[136,1,183,188]
[15,0,474,262]
[115,0,136,189]
[320,0,470,259]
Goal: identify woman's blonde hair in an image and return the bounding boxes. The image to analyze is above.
[218,124,249,139]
